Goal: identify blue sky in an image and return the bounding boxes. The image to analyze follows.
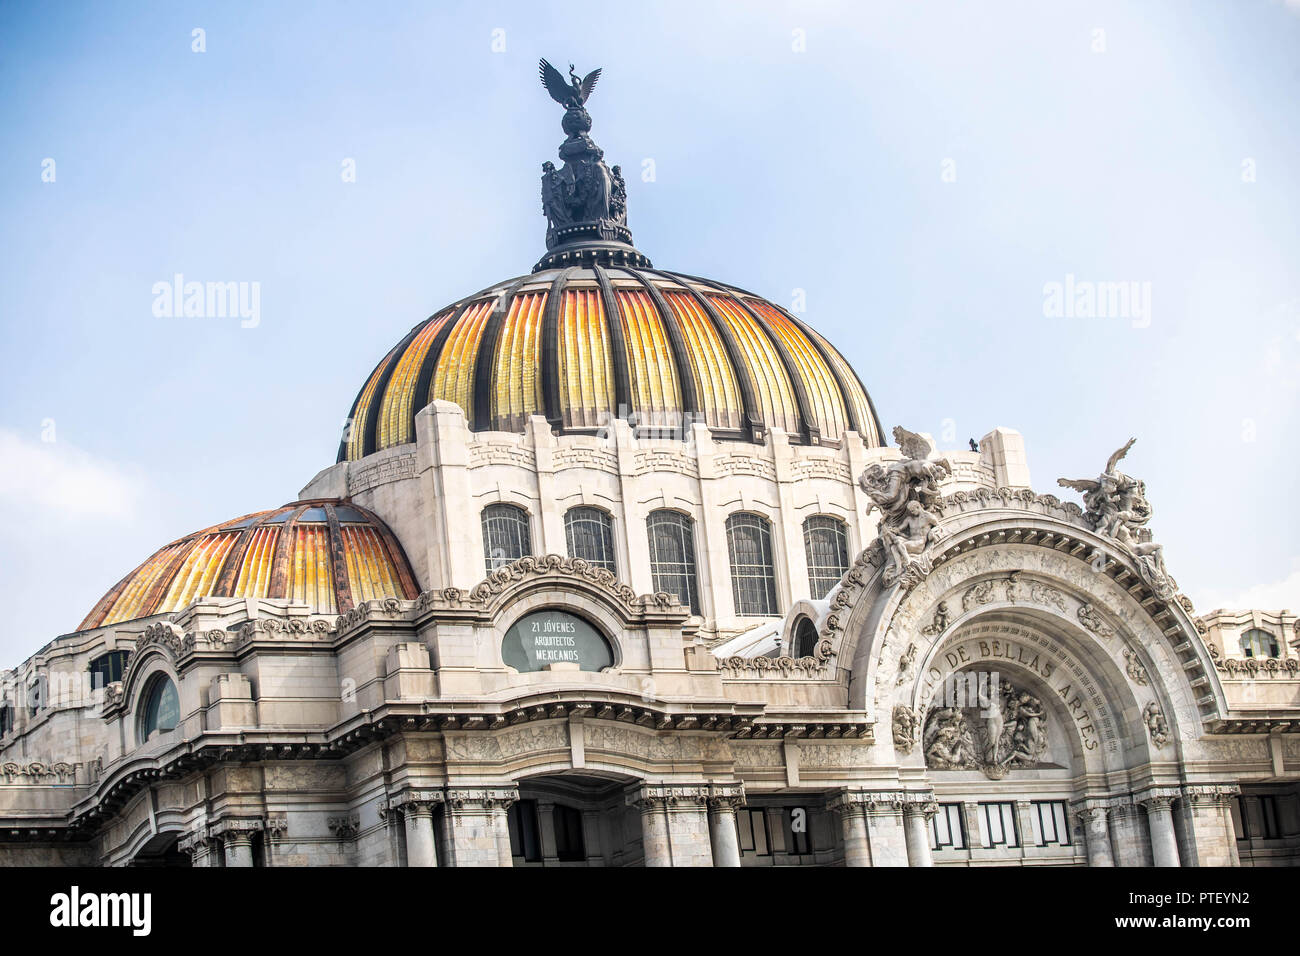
[1,0,1297,664]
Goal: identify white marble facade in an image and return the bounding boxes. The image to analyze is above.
[0,408,1295,867]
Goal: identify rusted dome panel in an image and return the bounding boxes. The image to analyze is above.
[337,267,883,460]
[78,502,418,630]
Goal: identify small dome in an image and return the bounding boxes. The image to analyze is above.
[79,500,418,629]
[339,268,883,462]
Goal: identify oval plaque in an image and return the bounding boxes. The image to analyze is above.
[502,609,613,673]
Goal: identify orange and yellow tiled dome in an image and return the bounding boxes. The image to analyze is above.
[338,268,883,462]
[79,501,418,630]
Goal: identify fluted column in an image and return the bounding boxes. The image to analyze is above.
[706,784,745,868]
[1141,789,1182,867]
[1074,803,1114,867]
[902,795,937,868]
[393,790,445,867]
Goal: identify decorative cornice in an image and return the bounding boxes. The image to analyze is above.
[445,787,519,812]
[630,784,710,810]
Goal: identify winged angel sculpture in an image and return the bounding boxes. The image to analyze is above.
[1057,438,1173,599]
[859,427,952,587]
[539,59,601,110]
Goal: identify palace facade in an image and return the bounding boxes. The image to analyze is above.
[1,63,1296,868]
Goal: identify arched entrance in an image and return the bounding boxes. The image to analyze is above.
[509,773,638,866]
[129,832,191,867]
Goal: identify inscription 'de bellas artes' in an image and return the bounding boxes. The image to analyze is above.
[535,58,647,271]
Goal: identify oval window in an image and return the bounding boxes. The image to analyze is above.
[502,610,614,673]
[139,676,180,742]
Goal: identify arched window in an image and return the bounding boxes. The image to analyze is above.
[792,617,819,658]
[646,510,700,613]
[89,650,130,688]
[1239,629,1280,659]
[803,515,849,600]
[481,504,532,571]
[565,507,617,573]
[726,512,778,616]
[138,675,180,743]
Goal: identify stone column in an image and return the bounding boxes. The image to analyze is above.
[1073,803,1114,867]
[445,787,517,867]
[213,819,262,868]
[631,785,714,867]
[1108,797,1153,866]
[393,791,445,867]
[1141,790,1182,867]
[537,802,560,865]
[177,830,218,867]
[830,791,871,867]
[902,795,937,868]
[707,784,745,868]
[1178,784,1242,867]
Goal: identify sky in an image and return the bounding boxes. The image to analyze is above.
[0,0,1297,666]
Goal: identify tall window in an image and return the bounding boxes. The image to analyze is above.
[89,650,130,688]
[481,504,532,572]
[792,617,819,658]
[726,513,778,616]
[978,802,1020,848]
[803,515,849,599]
[565,507,617,573]
[931,803,967,850]
[646,510,700,613]
[138,675,180,743]
[553,804,586,862]
[507,799,542,862]
[1239,628,1280,659]
[737,807,771,856]
[784,807,811,856]
[1029,800,1072,847]
[1259,796,1281,839]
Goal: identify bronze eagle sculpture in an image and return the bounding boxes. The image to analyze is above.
[539,58,601,109]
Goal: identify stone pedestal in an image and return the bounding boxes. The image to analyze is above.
[1141,790,1182,867]
[631,785,714,867]
[707,785,744,867]
[445,787,517,867]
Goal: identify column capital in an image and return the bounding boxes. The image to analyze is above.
[629,784,710,811]
[389,788,447,816]
[831,789,909,815]
[1137,787,1182,811]
[901,792,939,820]
[1181,783,1241,808]
[445,786,519,811]
[176,828,220,859]
[210,816,264,842]
[706,782,746,810]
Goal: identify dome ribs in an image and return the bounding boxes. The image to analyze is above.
[339,341,400,463]
[540,267,578,428]
[323,503,354,614]
[694,278,817,445]
[591,265,634,423]
[267,505,311,601]
[623,269,699,421]
[673,271,883,447]
[411,297,481,441]
[360,322,427,458]
[213,511,277,598]
[648,270,765,443]
[471,276,529,431]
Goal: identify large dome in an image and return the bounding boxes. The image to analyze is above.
[339,267,882,462]
[80,500,418,629]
